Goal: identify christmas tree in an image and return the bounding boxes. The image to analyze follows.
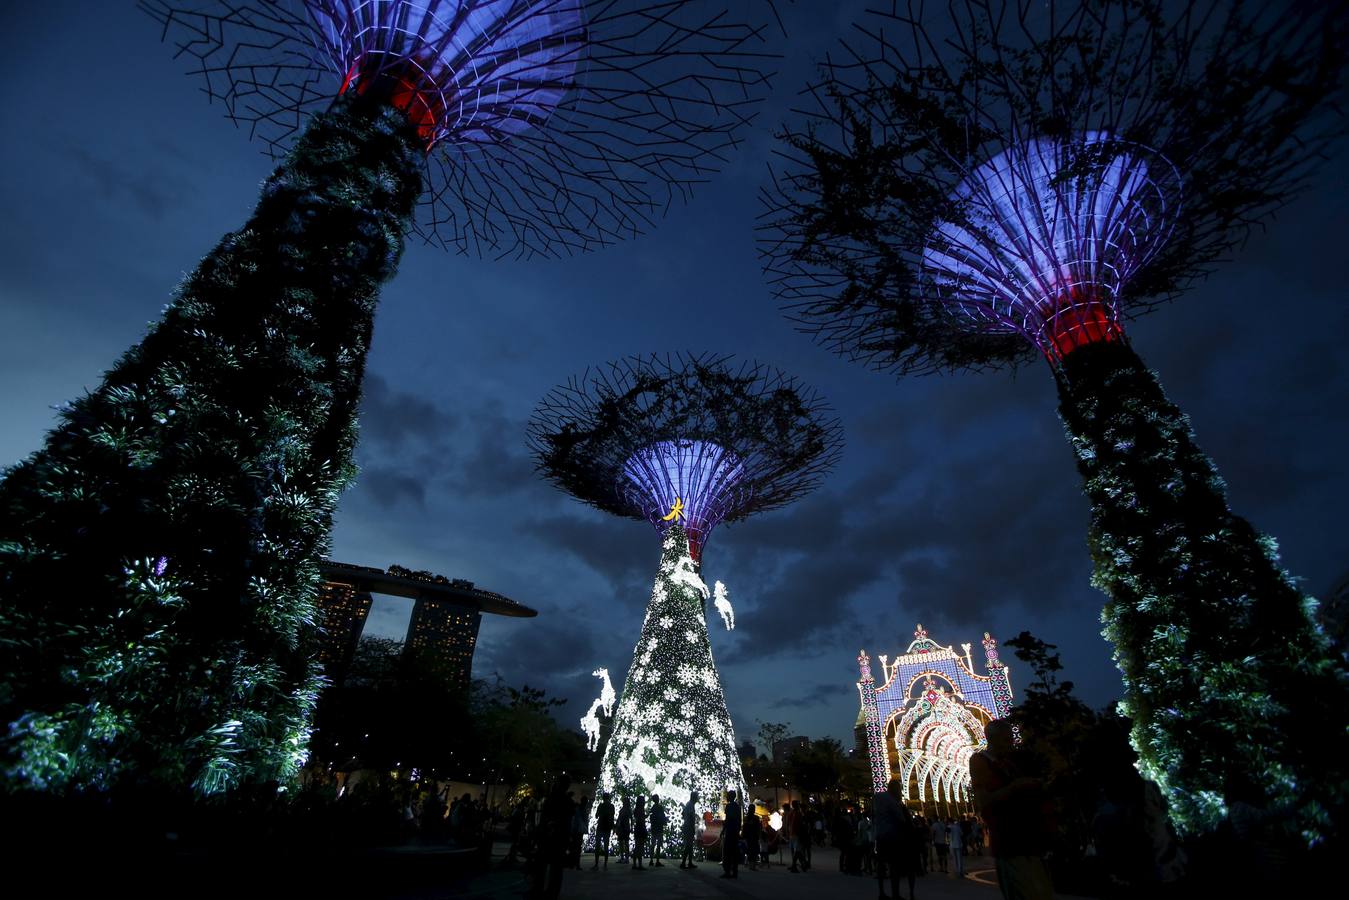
[594,525,745,851]
[529,354,843,851]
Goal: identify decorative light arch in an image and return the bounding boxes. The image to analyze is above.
[857,627,1013,798]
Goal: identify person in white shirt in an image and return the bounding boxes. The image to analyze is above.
[931,816,950,873]
[949,817,966,877]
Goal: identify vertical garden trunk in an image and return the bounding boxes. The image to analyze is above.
[1055,338,1348,840]
[0,93,424,795]
[591,525,747,855]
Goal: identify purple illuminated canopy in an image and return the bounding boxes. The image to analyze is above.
[621,440,746,551]
[759,0,1342,375]
[146,0,781,258]
[310,0,585,146]
[529,353,843,562]
[922,134,1180,359]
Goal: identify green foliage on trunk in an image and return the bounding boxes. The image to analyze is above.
[0,93,424,796]
[1055,340,1349,843]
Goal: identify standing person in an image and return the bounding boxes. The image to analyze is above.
[506,799,528,864]
[616,796,632,865]
[680,791,701,869]
[633,795,648,869]
[593,792,616,870]
[931,816,949,873]
[787,804,809,874]
[531,775,575,900]
[917,815,932,873]
[949,817,966,878]
[721,790,742,879]
[970,718,1056,900]
[874,778,918,900]
[649,795,668,867]
[785,802,800,872]
[742,801,762,871]
[973,818,985,855]
[856,807,875,875]
[570,795,590,869]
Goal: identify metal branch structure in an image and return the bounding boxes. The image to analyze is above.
[528,354,841,849]
[145,0,782,259]
[759,0,1343,373]
[528,352,843,559]
[756,0,1349,843]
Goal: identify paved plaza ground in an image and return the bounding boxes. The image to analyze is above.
[426,843,1060,900]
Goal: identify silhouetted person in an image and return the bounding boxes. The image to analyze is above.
[649,795,668,866]
[970,718,1055,900]
[616,796,632,864]
[530,775,574,900]
[593,792,616,869]
[570,794,590,868]
[856,808,875,875]
[680,791,700,869]
[742,802,761,871]
[874,778,918,900]
[950,817,966,877]
[633,795,648,869]
[792,799,812,871]
[931,815,949,873]
[721,790,742,879]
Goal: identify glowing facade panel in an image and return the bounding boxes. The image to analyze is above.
[858,625,1014,807]
[313,0,584,146]
[922,134,1180,360]
[621,440,745,559]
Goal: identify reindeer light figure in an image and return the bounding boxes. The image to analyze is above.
[581,667,616,752]
[713,581,735,631]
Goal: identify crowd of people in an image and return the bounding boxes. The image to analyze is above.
[393,716,1187,900]
[498,773,1008,900]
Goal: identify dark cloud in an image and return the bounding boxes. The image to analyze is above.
[356,466,426,509]
[359,373,453,449]
[516,512,656,590]
[769,681,849,710]
[63,143,190,221]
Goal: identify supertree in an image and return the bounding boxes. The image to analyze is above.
[0,1,780,797]
[758,0,1349,841]
[527,353,842,852]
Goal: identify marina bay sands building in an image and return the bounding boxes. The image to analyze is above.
[315,561,536,688]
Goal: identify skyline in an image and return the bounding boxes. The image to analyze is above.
[1,0,1346,751]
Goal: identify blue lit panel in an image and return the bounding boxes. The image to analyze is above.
[922,133,1180,359]
[308,0,585,145]
[621,440,745,558]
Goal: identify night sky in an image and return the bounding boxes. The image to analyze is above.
[2,2,1346,751]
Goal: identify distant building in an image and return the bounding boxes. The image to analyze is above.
[314,561,536,689]
[738,739,759,764]
[313,577,374,682]
[772,735,810,766]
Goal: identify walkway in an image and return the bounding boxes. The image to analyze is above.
[429,844,1034,900]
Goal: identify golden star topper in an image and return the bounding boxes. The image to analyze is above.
[661,497,685,522]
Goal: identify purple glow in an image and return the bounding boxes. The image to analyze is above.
[621,440,745,559]
[922,133,1180,359]
[308,0,584,145]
